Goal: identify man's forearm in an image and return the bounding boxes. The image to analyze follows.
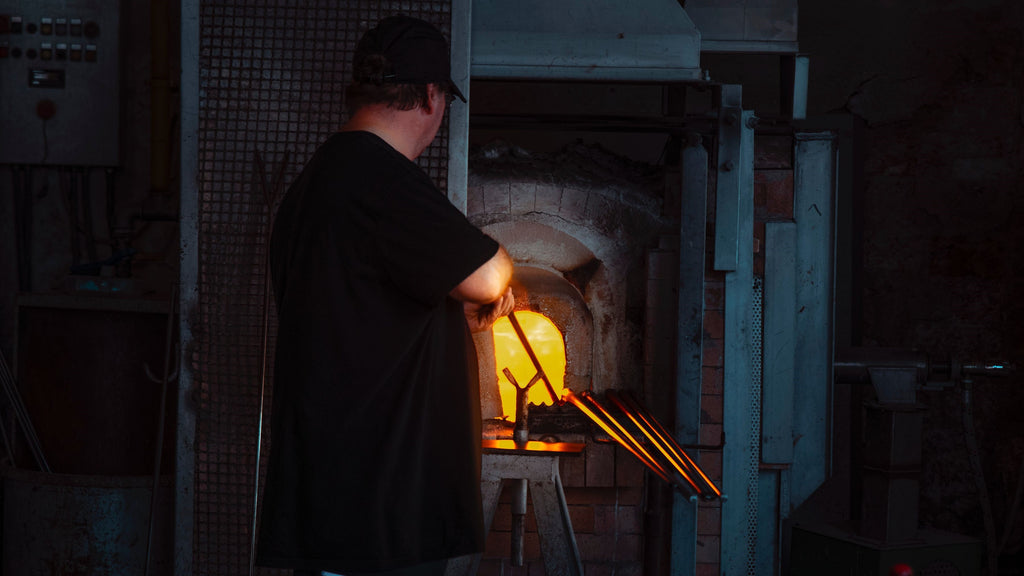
[450,245,513,305]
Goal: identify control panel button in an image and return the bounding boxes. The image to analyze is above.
[11,16,23,33]
[0,15,10,34]
[84,44,96,62]
[0,42,8,58]
[70,18,81,35]
[55,42,66,60]
[69,43,81,61]
[40,17,52,35]
[40,42,52,60]
[55,17,66,35]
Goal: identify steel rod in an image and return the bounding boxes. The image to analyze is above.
[606,390,702,495]
[576,392,701,495]
[619,390,720,497]
[507,311,560,403]
[145,285,177,576]
[250,150,289,576]
[0,350,50,472]
[563,390,670,483]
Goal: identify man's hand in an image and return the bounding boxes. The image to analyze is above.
[463,287,515,333]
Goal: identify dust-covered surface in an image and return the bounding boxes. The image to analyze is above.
[469,139,667,220]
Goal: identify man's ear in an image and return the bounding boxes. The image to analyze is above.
[422,83,443,115]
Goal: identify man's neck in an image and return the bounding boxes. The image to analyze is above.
[342,106,426,161]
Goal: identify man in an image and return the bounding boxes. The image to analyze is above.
[256,15,514,576]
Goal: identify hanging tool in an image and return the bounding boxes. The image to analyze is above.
[249,149,290,576]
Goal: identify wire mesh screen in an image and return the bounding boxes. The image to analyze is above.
[194,2,453,574]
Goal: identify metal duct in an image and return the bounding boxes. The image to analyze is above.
[470,0,702,81]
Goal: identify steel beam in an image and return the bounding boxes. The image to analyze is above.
[470,0,702,82]
[757,470,781,576]
[762,222,796,465]
[448,0,472,213]
[720,109,756,576]
[713,85,744,272]
[176,0,200,574]
[671,134,708,576]
[781,56,809,120]
[790,132,837,510]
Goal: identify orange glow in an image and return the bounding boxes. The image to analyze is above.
[562,391,669,483]
[605,392,702,493]
[492,311,566,421]
[568,390,672,483]
[610,391,721,497]
[629,402,721,497]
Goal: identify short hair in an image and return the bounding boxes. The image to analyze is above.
[345,53,432,114]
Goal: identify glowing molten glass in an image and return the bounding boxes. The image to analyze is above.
[492,311,566,422]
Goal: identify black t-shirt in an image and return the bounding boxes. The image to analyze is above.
[257,131,499,573]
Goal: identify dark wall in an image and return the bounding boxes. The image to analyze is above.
[802,0,1024,568]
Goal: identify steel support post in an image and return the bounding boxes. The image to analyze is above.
[175,0,200,574]
[719,107,756,576]
[713,85,744,272]
[762,222,797,465]
[671,133,708,576]
[448,0,472,213]
[780,55,809,120]
[789,133,837,511]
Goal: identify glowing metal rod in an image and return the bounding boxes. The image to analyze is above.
[605,390,701,494]
[508,311,560,404]
[617,390,720,497]
[563,390,671,484]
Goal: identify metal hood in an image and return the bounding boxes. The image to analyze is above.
[470,0,702,82]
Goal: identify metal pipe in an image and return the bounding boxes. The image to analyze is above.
[0,350,49,472]
[249,150,289,576]
[833,348,929,385]
[508,311,560,403]
[145,285,177,576]
[67,168,81,266]
[80,169,97,262]
[503,368,541,444]
[566,390,671,484]
[150,0,171,194]
[616,390,720,498]
[606,390,702,495]
[510,478,527,566]
[963,380,999,576]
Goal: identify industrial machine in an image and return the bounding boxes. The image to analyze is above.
[791,348,1013,576]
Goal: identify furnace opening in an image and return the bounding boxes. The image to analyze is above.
[492,310,566,422]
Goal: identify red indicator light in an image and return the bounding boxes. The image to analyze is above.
[36,99,56,120]
[889,564,913,576]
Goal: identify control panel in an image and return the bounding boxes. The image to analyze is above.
[0,0,120,166]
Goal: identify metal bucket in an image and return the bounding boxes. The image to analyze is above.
[2,467,172,575]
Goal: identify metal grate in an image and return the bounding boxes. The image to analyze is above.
[194,2,453,574]
[747,276,764,575]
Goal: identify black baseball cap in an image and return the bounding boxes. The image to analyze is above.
[355,15,467,103]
